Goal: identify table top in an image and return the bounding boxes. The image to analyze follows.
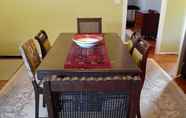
[36,33,141,80]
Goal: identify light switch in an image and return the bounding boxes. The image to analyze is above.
[114,0,121,5]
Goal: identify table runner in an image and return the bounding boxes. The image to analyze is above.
[64,34,111,69]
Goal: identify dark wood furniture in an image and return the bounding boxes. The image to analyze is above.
[36,33,142,118]
[135,10,160,39]
[131,39,150,118]
[44,75,141,118]
[35,30,51,58]
[36,33,141,80]
[19,39,44,118]
[77,18,102,34]
[132,39,150,83]
[127,5,140,28]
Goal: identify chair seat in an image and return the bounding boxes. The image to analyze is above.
[132,48,143,66]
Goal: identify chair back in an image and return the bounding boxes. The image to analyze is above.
[77,18,102,34]
[127,31,141,54]
[131,32,141,42]
[35,30,51,58]
[132,39,150,81]
[44,76,141,118]
[20,39,41,80]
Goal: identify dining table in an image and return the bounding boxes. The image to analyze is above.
[36,33,142,118]
[36,33,141,80]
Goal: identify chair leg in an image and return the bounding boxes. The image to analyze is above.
[137,99,141,118]
[43,95,46,107]
[35,92,40,118]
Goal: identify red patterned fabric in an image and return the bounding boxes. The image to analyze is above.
[64,34,111,69]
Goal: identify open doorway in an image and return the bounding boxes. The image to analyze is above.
[122,0,186,93]
[124,0,163,54]
[122,0,179,77]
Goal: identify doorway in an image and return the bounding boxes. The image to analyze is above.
[122,0,186,93]
[122,0,165,55]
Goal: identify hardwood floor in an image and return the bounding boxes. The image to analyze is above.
[0,59,22,91]
[0,80,8,90]
[148,40,186,93]
[148,40,177,77]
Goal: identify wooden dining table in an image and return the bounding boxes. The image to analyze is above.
[36,33,142,118]
[36,33,141,80]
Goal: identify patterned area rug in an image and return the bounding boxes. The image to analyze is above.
[141,59,186,118]
[0,59,185,118]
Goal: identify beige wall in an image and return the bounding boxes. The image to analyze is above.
[0,0,123,55]
[160,0,186,53]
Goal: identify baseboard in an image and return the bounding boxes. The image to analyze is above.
[0,56,22,59]
[156,52,178,55]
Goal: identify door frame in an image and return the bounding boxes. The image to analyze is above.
[121,0,168,54]
[176,15,186,75]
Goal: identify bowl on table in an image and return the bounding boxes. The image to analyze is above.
[72,34,103,48]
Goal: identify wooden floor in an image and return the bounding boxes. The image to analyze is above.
[148,40,186,93]
[148,40,177,77]
[0,58,22,91]
[0,80,8,90]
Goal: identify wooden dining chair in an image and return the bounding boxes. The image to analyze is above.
[77,18,102,34]
[131,39,150,118]
[132,39,150,82]
[35,30,51,58]
[44,75,141,118]
[19,39,44,118]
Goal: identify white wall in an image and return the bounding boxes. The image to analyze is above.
[145,0,162,13]
[137,0,162,12]
[137,0,146,10]
[159,0,186,52]
[128,0,138,6]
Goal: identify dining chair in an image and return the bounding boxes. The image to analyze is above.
[19,39,44,118]
[35,30,51,58]
[77,17,102,34]
[126,31,141,54]
[44,75,141,118]
[131,39,150,118]
[132,39,150,82]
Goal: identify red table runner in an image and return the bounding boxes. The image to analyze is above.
[64,34,112,69]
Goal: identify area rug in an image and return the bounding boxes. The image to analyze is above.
[0,59,185,118]
[141,59,186,118]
